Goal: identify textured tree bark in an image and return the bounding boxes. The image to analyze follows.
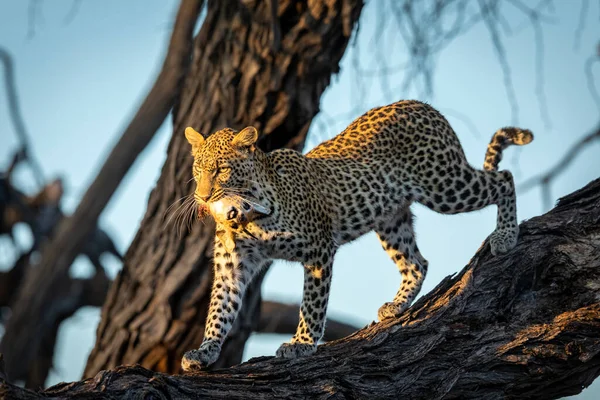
[3,178,599,399]
[84,0,364,377]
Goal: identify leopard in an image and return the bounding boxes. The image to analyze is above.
[180,100,533,371]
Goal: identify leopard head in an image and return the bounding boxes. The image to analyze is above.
[185,126,265,221]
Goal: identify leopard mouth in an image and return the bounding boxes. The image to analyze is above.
[197,203,210,219]
[202,191,271,225]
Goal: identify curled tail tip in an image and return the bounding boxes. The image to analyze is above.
[519,129,534,145]
[484,127,534,171]
[498,126,534,146]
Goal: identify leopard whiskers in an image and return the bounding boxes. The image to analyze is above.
[164,194,191,217]
[166,195,195,235]
[183,198,198,234]
[172,197,191,235]
[175,196,198,237]
[164,195,193,227]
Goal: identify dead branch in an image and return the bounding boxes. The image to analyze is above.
[20,271,111,389]
[0,355,6,383]
[258,301,360,341]
[585,50,600,112]
[62,0,82,25]
[0,251,30,309]
[0,47,45,185]
[26,0,42,40]
[339,0,563,142]
[2,177,599,399]
[0,0,203,384]
[573,0,589,50]
[0,265,110,388]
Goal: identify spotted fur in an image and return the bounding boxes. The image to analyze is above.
[180,100,533,370]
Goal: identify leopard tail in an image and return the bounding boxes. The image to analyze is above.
[483,127,534,171]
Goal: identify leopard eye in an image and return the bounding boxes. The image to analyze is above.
[217,171,230,182]
[217,161,231,173]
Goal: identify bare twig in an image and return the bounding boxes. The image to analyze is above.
[0,47,45,186]
[438,107,481,139]
[63,0,82,25]
[334,0,559,148]
[573,0,589,50]
[27,0,42,39]
[518,123,600,210]
[479,0,519,125]
[585,52,600,112]
[507,0,551,129]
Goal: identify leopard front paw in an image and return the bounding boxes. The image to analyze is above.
[489,227,518,256]
[377,301,408,321]
[275,342,317,359]
[181,341,221,371]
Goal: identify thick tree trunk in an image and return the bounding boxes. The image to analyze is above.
[3,178,599,399]
[84,0,363,376]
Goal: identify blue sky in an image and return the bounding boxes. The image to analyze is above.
[0,1,598,396]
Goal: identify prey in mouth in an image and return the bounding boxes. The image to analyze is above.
[199,196,271,252]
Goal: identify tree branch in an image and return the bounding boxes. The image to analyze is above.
[3,178,599,399]
[0,0,203,383]
[257,301,360,341]
[0,268,111,388]
[0,354,7,383]
[0,47,45,185]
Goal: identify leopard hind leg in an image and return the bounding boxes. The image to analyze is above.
[375,207,428,321]
[415,165,519,256]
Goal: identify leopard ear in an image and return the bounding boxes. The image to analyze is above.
[231,126,258,149]
[185,127,204,153]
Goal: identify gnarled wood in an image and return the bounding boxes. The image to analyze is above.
[84,0,363,376]
[2,178,599,399]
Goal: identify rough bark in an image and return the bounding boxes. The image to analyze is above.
[84,0,363,377]
[0,0,202,384]
[3,178,599,399]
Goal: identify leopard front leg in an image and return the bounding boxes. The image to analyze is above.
[181,237,265,371]
[276,250,334,360]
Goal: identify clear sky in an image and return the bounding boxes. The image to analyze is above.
[0,1,598,397]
